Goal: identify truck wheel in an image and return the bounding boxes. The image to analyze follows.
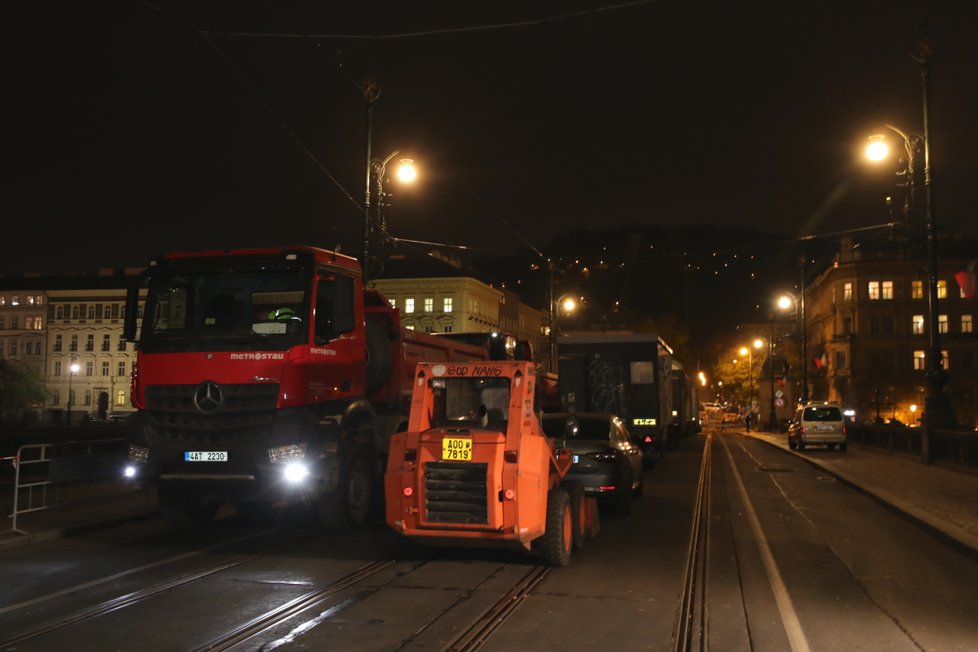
[318,455,374,531]
[159,488,218,529]
[565,482,587,551]
[534,489,572,567]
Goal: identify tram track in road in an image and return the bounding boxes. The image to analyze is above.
[438,565,551,652]
[672,431,712,652]
[0,528,315,649]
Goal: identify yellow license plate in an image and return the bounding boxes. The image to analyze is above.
[442,437,472,461]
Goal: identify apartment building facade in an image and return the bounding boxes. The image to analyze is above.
[805,238,977,427]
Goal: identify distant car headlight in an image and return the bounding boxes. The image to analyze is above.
[268,443,307,464]
[124,465,138,478]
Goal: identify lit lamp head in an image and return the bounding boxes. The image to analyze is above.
[395,158,417,183]
[777,295,793,312]
[865,134,889,162]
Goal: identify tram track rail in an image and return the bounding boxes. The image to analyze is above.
[673,432,712,652]
[0,529,313,649]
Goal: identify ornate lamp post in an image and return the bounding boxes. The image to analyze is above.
[767,319,778,432]
[739,338,764,422]
[864,37,954,461]
[549,294,579,373]
[66,356,79,426]
[777,285,808,404]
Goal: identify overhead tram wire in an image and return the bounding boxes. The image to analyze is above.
[135,0,363,218]
[221,1,665,42]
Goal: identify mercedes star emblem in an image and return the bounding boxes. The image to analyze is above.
[193,381,223,412]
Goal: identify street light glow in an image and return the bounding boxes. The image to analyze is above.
[777,295,793,311]
[395,158,417,183]
[560,296,578,314]
[739,347,749,357]
[753,338,764,350]
[866,134,889,161]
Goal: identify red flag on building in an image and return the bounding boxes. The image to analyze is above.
[813,353,828,369]
[955,261,976,299]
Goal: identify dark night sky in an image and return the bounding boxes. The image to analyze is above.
[4,1,977,276]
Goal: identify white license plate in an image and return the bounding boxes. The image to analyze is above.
[572,454,579,464]
[184,451,228,462]
[815,425,833,431]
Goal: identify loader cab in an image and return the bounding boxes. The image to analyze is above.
[427,375,510,431]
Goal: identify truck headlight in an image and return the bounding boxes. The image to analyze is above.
[283,462,310,483]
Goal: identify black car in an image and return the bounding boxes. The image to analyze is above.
[541,412,644,514]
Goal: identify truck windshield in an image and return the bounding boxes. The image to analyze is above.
[140,271,308,351]
[429,377,510,429]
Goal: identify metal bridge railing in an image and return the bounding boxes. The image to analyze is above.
[5,438,127,536]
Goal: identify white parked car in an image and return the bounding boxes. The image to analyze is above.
[787,403,847,452]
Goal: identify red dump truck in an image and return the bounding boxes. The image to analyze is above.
[385,360,600,566]
[121,246,524,529]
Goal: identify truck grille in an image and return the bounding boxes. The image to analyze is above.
[424,461,488,525]
[144,383,279,445]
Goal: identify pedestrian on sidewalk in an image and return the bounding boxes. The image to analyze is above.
[744,412,752,433]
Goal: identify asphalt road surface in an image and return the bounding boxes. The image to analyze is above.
[1,431,976,651]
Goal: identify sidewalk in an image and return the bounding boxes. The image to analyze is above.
[741,429,978,557]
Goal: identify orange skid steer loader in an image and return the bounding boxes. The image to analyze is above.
[385,361,599,566]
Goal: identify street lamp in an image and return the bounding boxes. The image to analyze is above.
[363,150,417,283]
[777,283,808,404]
[863,38,955,461]
[767,318,778,432]
[66,356,79,426]
[739,338,764,425]
[549,293,579,373]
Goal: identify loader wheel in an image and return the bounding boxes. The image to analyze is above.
[159,488,218,529]
[565,482,587,551]
[534,488,572,567]
[318,455,374,531]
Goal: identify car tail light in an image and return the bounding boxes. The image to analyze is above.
[800,426,807,434]
[587,451,619,462]
[842,424,847,434]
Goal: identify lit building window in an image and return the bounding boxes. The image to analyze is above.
[443,297,453,313]
[913,350,925,370]
[424,298,434,313]
[0,296,5,306]
[938,314,948,334]
[405,298,415,314]
[912,315,924,335]
[881,281,893,300]
[11,296,19,307]
[963,314,973,333]
[937,280,947,299]
[911,280,923,299]
[868,281,880,300]
[404,324,415,330]
[942,350,949,369]
[116,390,126,406]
